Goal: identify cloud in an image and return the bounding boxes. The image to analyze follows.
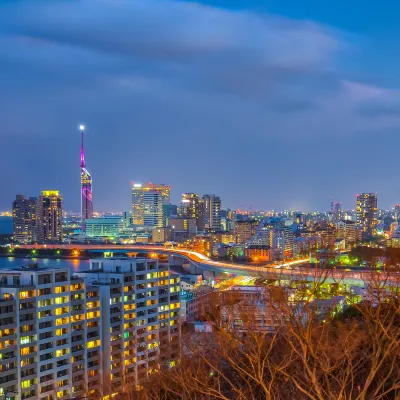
[0,0,342,106]
[1,0,400,211]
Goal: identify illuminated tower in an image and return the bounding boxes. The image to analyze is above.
[80,125,93,231]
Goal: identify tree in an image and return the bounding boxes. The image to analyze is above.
[128,270,400,400]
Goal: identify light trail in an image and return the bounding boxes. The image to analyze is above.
[17,244,399,283]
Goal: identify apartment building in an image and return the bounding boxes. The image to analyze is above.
[0,266,102,400]
[75,256,181,395]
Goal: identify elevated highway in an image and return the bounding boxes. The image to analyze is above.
[17,244,398,285]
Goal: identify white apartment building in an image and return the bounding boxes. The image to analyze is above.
[0,266,102,400]
[75,256,181,395]
[0,257,181,399]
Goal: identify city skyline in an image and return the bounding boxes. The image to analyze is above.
[2,1,400,211]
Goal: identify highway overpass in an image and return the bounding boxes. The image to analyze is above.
[16,244,398,285]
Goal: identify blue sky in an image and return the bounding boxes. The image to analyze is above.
[1,0,400,212]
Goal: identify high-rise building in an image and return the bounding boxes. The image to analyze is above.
[12,195,37,243]
[0,258,181,399]
[80,125,93,232]
[76,256,181,394]
[235,220,259,244]
[36,190,63,243]
[131,183,170,225]
[335,220,357,245]
[202,194,221,231]
[0,266,102,399]
[356,193,378,240]
[143,190,163,228]
[178,193,204,231]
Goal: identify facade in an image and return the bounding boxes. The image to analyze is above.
[36,191,63,243]
[152,227,173,243]
[143,190,163,228]
[12,195,37,243]
[0,266,102,400]
[85,217,124,237]
[178,193,204,231]
[162,204,177,227]
[335,220,357,246]
[202,194,221,231]
[245,245,272,261]
[248,219,293,260]
[131,183,170,226]
[0,258,181,399]
[209,231,235,245]
[356,193,378,240]
[184,234,212,257]
[235,220,259,244]
[167,217,197,240]
[75,257,180,394]
[80,127,93,232]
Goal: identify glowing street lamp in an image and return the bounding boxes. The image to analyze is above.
[79,124,85,131]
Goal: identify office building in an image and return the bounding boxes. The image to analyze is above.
[152,227,173,243]
[36,191,63,243]
[12,195,37,243]
[235,220,259,244]
[80,126,93,232]
[0,266,102,400]
[143,190,163,228]
[178,193,204,231]
[167,217,197,240]
[131,183,170,225]
[162,204,177,227]
[335,220,357,246]
[75,256,181,395]
[85,216,124,237]
[202,194,221,231]
[356,193,378,240]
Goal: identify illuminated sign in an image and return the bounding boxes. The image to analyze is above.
[42,191,60,196]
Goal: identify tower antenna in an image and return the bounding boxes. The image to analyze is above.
[80,125,86,168]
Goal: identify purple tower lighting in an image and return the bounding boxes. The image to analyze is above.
[80,125,93,231]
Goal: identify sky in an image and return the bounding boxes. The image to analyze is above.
[2,0,400,212]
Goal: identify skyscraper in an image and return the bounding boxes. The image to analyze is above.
[202,194,221,231]
[36,190,63,243]
[356,193,378,240]
[80,125,93,232]
[12,195,37,243]
[143,189,163,228]
[235,219,259,244]
[131,183,170,225]
[178,193,204,231]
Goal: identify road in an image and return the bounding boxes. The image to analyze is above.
[16,244,399,284]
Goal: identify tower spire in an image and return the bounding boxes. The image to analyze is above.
[80,125,86,168]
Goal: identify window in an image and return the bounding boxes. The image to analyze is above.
[56,348,69,357]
